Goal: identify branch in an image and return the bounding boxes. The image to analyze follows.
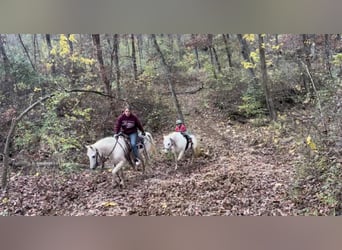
[2,93,55,189]
[301,60,328,133]
[161,85,203,95]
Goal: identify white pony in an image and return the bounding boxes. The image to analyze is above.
[86,132,155,187]
[163,131,199,170]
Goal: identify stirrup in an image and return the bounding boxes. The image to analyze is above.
[135,158,141,166]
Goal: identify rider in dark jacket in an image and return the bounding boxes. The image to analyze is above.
[115,106,145,166]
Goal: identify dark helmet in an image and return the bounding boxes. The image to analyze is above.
[176,119,183,125]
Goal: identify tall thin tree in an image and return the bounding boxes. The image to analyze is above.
[18,34,36,72]
[45,34,56,75]
[222,34,233,68]
[151,34,184,122]
[237,34,258,85]
[258,34,276,121]
[131,34,138,80]
[113,34,121,98]
[92,34,111,95]
[0,34,11,82]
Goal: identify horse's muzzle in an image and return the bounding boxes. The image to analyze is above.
[162,148,170,153]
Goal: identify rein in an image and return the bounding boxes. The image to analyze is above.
[95,137,119,167]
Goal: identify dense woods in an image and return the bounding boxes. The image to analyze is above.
[0,34,341,215]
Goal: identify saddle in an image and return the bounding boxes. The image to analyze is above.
[116,132,144,149]
[181,132,192,150]
[115,132,145,166]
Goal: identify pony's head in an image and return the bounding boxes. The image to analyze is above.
[163,135,174,153]
[86,145,98,170]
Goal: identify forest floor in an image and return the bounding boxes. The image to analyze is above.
[0,90,317,216]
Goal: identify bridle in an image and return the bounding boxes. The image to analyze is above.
[163,137,175,151]
[92,137,120,168]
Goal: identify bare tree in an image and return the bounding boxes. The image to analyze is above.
[45,34,56,75]
[131,34,138,80]
[137,34,144,72]
[66,34,74,54]
[237,34,258,85]
[151,34,184,122]
[18,34,36,71]
[207,34,217,79]
[113,34,121,98]
[0,34,11,82]
[324,34,333,78]
[191,34,201,69]
[258,34,276,121]
[176,34,185,60]
[222,34,233,68]
[92,34,111,95]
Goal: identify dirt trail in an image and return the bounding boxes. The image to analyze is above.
[0,91,299,216]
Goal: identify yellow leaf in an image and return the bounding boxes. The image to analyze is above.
[161,202,167,209]
[35,172,40,177]
[2,197,9,204]
[306,135,317,151]
[102,201,117,207]
[243,34,255,42]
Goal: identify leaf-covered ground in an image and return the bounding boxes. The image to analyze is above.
[0,93,338,216]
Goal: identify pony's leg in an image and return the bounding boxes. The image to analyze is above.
[177,150,185,161]
[174,152,179,170]
[112,161,126,188]
[117,169,125,188]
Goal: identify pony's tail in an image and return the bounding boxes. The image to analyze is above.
[192,136,201,157]
[146,132,157,154]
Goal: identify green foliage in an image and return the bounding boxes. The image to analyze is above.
[14,92,93,162]
[332,53,342,66]
[175,51,197,72]
[238,86,266,117]
[138,63,159,86]
[10,56,40,89]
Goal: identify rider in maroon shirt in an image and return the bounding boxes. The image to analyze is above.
[115,106,145,166]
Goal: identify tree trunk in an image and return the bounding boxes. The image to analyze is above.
[151,34,184,122]
[191,34,201,69]
[45,34,56,75]
[0,34,11,82]
[207,35,217,79]
[258,34,276,121]
[131,34,138,80]
[212,46,222,73]
[275,34,280,66]
[113,34,121,98]
[237,34,258,85]
[33,34,37,66]
[66,34,76,84]
[301,34,312,94]
[92,34,111,95]
[137,34,144,72]
[176,34,185,60]
[18,34,36,72]
[222,34,233,68]
[66,34,74,54]
[324,34,333,78]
